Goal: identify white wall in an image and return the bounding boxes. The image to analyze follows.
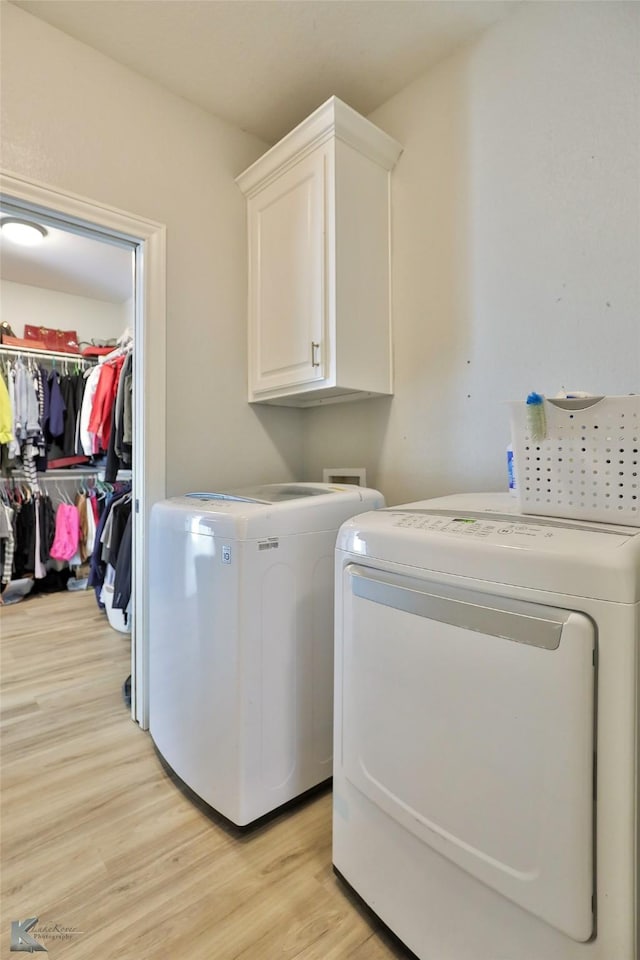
[3,3,638,507]
[0,3,304,495]
[1,279,129,347]
[304,1,640,505]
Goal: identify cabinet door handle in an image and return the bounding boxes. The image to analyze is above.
[311,341,321,367]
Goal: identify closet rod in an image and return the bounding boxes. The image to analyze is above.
[0,344,96,364]
[3,469,100,480]
[3,468,132,480]
[0,470,101,485]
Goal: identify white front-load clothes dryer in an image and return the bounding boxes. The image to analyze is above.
[149,482,384,826]
[333,493,640,960]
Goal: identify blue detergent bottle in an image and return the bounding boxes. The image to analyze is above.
[507,443,517,497]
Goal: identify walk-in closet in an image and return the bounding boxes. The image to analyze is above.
[0,211,136,701]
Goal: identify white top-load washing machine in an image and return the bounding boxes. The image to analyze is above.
[149,481,384,826]
[333,493,640,960]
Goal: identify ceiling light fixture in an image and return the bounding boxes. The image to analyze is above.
[0,217,49,246]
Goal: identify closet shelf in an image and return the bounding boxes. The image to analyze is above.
[0,344,96,364]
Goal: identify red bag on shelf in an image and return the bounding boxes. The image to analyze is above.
[81,346,115,358]
[24,325,81,354]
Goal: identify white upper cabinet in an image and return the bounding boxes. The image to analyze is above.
[236,97,402,407]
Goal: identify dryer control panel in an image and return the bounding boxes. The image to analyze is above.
[337,494,640,602]
[385,509,638,549]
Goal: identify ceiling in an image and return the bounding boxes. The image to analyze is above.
[3,0,516,301]
[0,211,134,304]
[10,0,515,144]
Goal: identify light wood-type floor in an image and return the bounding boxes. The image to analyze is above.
[1,590,413,960]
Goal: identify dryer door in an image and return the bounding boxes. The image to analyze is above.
[339,564,595,942]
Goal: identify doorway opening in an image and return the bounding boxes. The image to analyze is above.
[0,171,166,729]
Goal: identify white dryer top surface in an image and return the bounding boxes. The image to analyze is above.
[337,493,640,602]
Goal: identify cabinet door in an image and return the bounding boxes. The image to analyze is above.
[248,148,328,397]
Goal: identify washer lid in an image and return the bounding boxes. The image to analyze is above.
[337,493,640,602]
[152,483,384,539]
[188,483,343,503]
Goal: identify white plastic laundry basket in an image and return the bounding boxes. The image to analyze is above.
[509,395,640,526]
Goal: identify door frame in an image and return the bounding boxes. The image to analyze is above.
[0,169,166,729]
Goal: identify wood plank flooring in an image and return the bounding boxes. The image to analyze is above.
[1,591,413,960]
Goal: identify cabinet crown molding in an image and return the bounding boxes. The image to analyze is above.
[236,96,402,197]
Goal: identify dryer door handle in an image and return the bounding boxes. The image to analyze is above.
[349,565,570,650]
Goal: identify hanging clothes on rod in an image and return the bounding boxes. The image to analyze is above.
[87,481,133,618]
[1,331,134,612]
[0,346,96,476]
[0,495,15,588]
[1,342,132,479]
[1,482,55,581]
[105,348,133,483]
[78,338,133,481]
[0,473,114,597]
